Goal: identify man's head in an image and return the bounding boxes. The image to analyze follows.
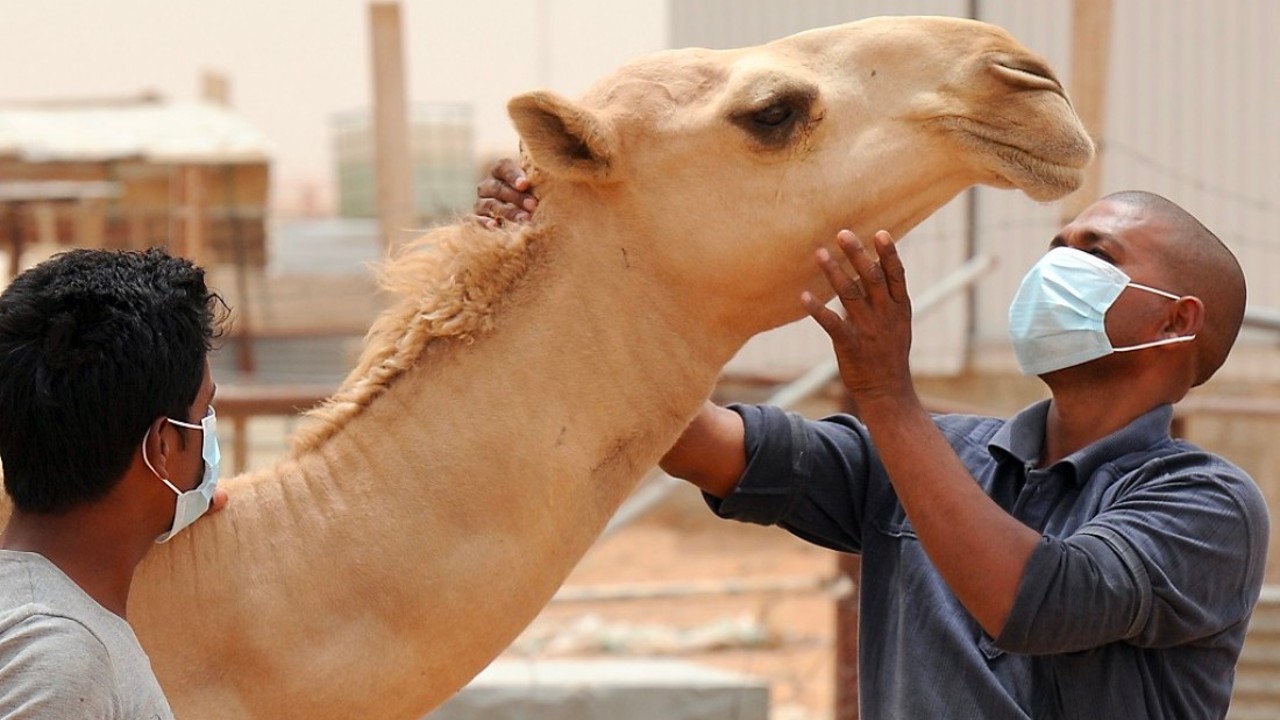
[1036,191,1245,387]
[0,248,225,514]
[1099,191,1246,386]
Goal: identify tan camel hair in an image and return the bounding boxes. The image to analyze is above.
[3,16,1093,719]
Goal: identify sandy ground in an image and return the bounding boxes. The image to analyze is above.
[501,488,846,720]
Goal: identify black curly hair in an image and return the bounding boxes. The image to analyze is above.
[0,248,226,514]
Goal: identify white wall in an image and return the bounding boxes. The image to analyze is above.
[673,0,1280,381]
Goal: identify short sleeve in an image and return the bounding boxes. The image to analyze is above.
[705,403,880,553]
[0,613,118,716]
[998,454,1270,654]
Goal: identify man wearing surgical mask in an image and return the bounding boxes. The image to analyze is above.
[0,248,228,718]
[476,170,1269,719]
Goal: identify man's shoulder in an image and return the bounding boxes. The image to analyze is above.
[0,550,118,627]
[1126,440,1269,526]
[0,607,111,657]
[0,576,172,719]
[0,550,143,666]
[0,572,120,678]
[1125,438,1260,494]
[0,608,119,711]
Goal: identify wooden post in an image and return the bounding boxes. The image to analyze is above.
[33,202,57,246]
[183,166,207,266]
[369,1,415,249]
[5,203,24,282]
[233,417,249,474]
[1059,0,1114,224]
[224,166,257,377]
[201,70,231,107]
[78,199,106,248]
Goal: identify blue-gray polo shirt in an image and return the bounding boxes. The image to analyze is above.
[707,399,1269,719]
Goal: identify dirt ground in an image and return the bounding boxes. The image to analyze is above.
[502,486,847,720]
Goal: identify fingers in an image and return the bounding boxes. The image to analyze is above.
[491,158,537,211]
[469,214,500,231]
[473,197,530,225]
[476,176,536,211]
[209,487,229,513]
[815,230,878,320]
[801,291,855,346]
[816,246,864,304]
[494,157,530,192]
[473,157,538,224]
[835,230,886,299]
[830,229,909,310]
[873,231,908,303]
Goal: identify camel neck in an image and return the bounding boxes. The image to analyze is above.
[128,216,732,716]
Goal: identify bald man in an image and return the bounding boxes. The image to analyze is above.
[476,174,1268,719]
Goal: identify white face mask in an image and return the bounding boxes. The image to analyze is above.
[1008,246,1196,376]
[142,406,220,544]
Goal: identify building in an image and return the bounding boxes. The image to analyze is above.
[0,94,272,271]
[332,103,476,226]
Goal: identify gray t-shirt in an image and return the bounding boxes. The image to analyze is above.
[0,550,174,719]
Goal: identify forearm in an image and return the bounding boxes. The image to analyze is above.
[858,391,1039,637]
[660,401,746,498]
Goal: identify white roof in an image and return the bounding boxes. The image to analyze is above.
[0,101,272,164]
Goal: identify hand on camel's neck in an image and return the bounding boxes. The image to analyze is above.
[1,495,158,619]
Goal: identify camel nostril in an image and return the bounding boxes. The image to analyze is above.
[991,56,1065,97]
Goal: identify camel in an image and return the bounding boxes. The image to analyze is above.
[4,16,1093,720]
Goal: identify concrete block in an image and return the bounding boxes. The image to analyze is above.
[425,658,769,720]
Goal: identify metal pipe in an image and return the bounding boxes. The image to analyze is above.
[1243,305,1280,333]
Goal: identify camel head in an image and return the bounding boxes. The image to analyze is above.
[508,15,1094,353]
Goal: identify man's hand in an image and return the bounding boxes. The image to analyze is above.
[473,158,538,228]
[801,230,915,408]
[803,229,1036,638]
[209,488,229,513]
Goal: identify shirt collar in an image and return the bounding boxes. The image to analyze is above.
[988,400,1175,485]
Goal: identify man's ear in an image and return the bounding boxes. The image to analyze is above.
[507,91,616,182]
[1168,295,1206,337]
[142,417,171,481]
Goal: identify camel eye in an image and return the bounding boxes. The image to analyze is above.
[753,104,794,128]
[731,87,816,147]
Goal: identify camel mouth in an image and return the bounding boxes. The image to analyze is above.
[962,129,1094,202]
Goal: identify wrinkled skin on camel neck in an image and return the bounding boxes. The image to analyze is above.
[13,16,1092,719]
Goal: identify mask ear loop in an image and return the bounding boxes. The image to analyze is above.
[141,426,183,496]
[1112,283,1198,352]
[1127,281,1182,302]
[1112,334,1197,353]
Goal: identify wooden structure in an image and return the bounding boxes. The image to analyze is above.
[1059,0,1114,224]
[368,2,415,249]
[0,95,272,274]
[215,384,333,474]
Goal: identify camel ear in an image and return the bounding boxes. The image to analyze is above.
[508,91,616,181]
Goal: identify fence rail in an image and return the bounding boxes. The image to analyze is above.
[214,384,333,473]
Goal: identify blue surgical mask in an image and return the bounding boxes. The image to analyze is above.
[142,406,221,543]
[1008,246,1195,376]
